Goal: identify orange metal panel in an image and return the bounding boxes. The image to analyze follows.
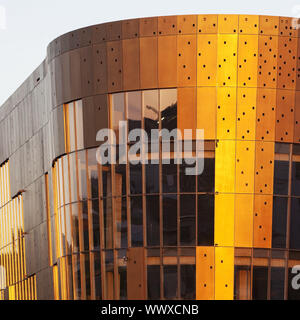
[253,194,273,248]
[197,87,216,140]
[238,15,259,34]
[197,34,217,86]
[275,89,295,143]
[254,141,274,195]
[257,35,278,88]
[279,17,298,37]
[177,35,197,86]
[122,19,139,39]
[177,15,197,34]
[107,41,123,92]
[256,88,276,141]
[158,35,177,87]
[218,14,238,34]
[158,16,177,35]
[196,247,214,300]
[139,17,158,37]
[197,14,218,34]
[122,38,140,91]
[140,37,158,89]
[259,15,280,36]
[297,38,300,91]
[294,91,300,143]
[236,87,257,141]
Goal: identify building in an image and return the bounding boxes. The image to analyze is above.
[0,14,300,300]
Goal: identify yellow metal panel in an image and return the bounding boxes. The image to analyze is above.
[177,35,197,86]
[215,193,235,247]
[196,247,214,300]
[216,87,236,140]
[197,87,216,140]
[235,194,254,247]
[235,140,255,194]
[215,247,234,300]
[217,34,238,86]
[237,35,258,87]
[218,14,238,33]
[215,140,236,193]
[197,34,217,86]
[236,88,257,140]
[238,15,259,34]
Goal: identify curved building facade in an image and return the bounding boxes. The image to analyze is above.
[0,14,300,300]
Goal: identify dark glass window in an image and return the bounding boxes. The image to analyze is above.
[146,164,159,194]
[144,90,159,137]
[115,164,126,196]
[115,197,127,248]
[92,200,100,250]
[198,194,214,246]
[84,254,91,299]
[163,195,177,246]
[234,266,251,300]
[288,267,300,300]
[130,164,142,195]
[160,89,177,132]
[127,91,142,132]
[198,157,215,192]
[162,161,177,193]
[130,196,143,247]
[290,198,300,250]
[180,265,195,299]
[119,266,127,300]
[163,265,178,299]
[81,201,89,251]
[270,267,285,300]
[252,266,268,300]
[147,265,160,299]
[94,253,102,299]
[180,160,196,192]
[180,195,196,246]
[292,161,300,196]
[272,196,287,248]
[274,160,289,195]
[146,195,160,246]
[88,149,99,199]
[78,150,88,200]
[102,166,112,198]
[103,197,113,249]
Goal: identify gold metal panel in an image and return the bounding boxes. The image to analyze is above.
[218,14,238,34]
[122,19,139,39]
[255,88,276,141]
[254,141,274,195]
[158,16,177,35]
[236,87,257,141]
[197,34,217,86]
[217,34,238,86]
[140,37,158,89]
[253,194,273,248]
[235,140,255,194]
[122,38,140,91]
[177,15,197,34]
[237,35,258,87]
[139,17,158,37]
[107,41,123,92]
[235,194,254,247]
[216,87,237,140]
[215,247,234,300]
[275,89,295,143]
[158,35,177,87]
[177,35,197,86]
[197,87,216,140]
[238,15,259,34]
[259,15,280,36]
[196,247,214,300]
[197,14,218,34]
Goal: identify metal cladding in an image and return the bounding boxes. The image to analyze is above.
[0,15,300,300]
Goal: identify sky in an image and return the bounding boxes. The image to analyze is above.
[0,0,299,106]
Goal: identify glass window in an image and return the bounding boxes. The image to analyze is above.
[114,164,126,196]
[180,160,196,192]
[198,194,214,246]
[92,200,100,250]
[252,266,268,300]
[74,254,81,299]
[127,91,142,132]
[198,157,215,193]
[143,90,159,137]
[115,197,127,248]
[146,164,159,194]
[84,253,91,299]
[160,89,177,132]
[180,194,196,246]
[274,160,289,195]
[180,265,195,299]
[292,160,300,196]
[147,265,160,299]
[69,152,78,203]
[63,156,70,204]
[162,161,177,193]
[78,150,87,201]
[102,165,112,198]
[163,265,178,299]
[288,267,300,300]
[80,201,89,251]
[71,203,80,253]
[130,196,143,247]
[130,164,142,195]
[290,198,300,250]
[87,149,99,199]
[146,195,160,247]
[234,266,251,300]
[68,102,76,152]
[111,93,125,143]
[103,197,113,249]
[75,100,84,150]
[118,266,127,300]
[270,267,285,300]
[163,194,177,246]
[94,252,102,300]
[104,250,114,299]
[272,196,287,248]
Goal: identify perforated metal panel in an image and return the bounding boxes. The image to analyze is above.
[122,19,139,39]
[279,17,298,37]
[218,14,238,34]
[93,43,108,94]
[177,15,197,35]
[259,16,279,36]
[92,24,107,44]
[107,41,123,92]
[294,91,300,143]
[238,15,259,34]
[158,16,177,35]
[140,37,158,89]
[106,21,122,41]
[139,17,158,37]
[197,14,218,34]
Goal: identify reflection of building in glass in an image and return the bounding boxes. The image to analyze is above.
[0,15,300,300]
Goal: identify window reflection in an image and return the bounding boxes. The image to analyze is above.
[163,195,177,246]
[180,265,195,299]
[198,194,214,246]
[163,265,178,299]
[115,197,127,248]
[160,89,177,132]
[115,164,126,196]
[180,160,196,192]
[146,164,159,194]
[78,150,87,201]
[92,200,100,250]
[143,90,159,137]
[127,91,142,132]
[180,195,196,246]
[234,266,251,300]
[147,265,160,299]
[274,160,289,195]
[270,267,285,300]
[111,93,125,143]
[130,164,142,195]
[252,266,268,300]
[130,196,143,247]
[87,149,99,199]
[272,196,287,248]
[162,161,177,193]
[198,157,215,193]
[290,198,300,250]
[146,195,160,246]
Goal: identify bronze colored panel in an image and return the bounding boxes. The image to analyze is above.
[139,17,158,37]
[259,15,279,36]
[106,21,122,41]
[158,16,177,35]
[92,23,107,44]
[107,41,123,92]
[158,35,177,87]
[69,30,81,50]
[61,52,71,102]
[122,19,139,39]
[122,38,140,91]
[60,32,71,54]
[238,15,259,34]
[69,49,82,100]
[54,55,63,106]
[140,37,158,89]
[257,35,278,88]
[294,91,300,143]
[177,15,197,34]
[93,43,108,94]
[256,88,276,141]
[197,14,218,34]
[177,35,197,86]
[80,46,94,97]
[277,36,297,90]
[79,27,92,47]
[275,89,295,142]
[279,17,298,37]
[218,14,238,34]
[127,248,146,300]
[254,141,274,195]
[253,194,273,248]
